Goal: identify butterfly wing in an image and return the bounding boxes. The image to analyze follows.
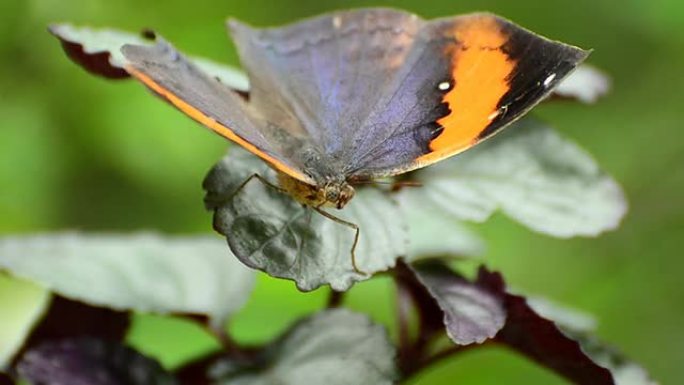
[228,9,587,182]
[121,40,315,184]
[228,8,426,181]
[344,13,589,178]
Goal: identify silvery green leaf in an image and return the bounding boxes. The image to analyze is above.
[213,309,397,385]
[552,64,610,103]
[49,24,249,90]
[400,191,485,262]
[526,296,598,333]
[204,149,407,292]
[526,297,658,385]
[0,233,255,329]
[399,119,627,238]
[410,263,505,345]
[577,336,660,385]
[0,277,50,370]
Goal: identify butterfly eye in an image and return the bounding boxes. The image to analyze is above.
[325,188,339,202]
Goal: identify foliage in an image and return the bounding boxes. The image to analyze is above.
[0,22,657,385]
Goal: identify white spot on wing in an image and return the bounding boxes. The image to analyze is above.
[438,81,451,91]
[543,73,557,87]
[332,16,342,29]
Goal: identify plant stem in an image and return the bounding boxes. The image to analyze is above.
[327,289,345,308]
[396,279,413,351]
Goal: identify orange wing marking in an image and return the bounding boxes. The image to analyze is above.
[125,66,313,184]
[415,15,516,166]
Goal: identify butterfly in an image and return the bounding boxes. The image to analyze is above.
[120,8,587,271]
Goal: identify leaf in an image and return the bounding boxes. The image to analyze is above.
[212,309,398,385]
[400,192,485,261]
[578,335,659,385]
[552,64,611,104]
[16,337,176,385]
[0,233,256,329]
[0,373,13,385]
[204,149,407,292]
[410,263,505,345]
[49,24,249,90]
[526,296,598,333]
[0,277,50,370]
[18,295,131,356]
[476,268,657,385]
[398,118,627,238]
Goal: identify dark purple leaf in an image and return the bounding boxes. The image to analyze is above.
[477,268,616,385]
[0,373,14,385]
[9,295,129,370]
[24,295,130,345]
[410,262,505,345]
[48,24,132,79]
[174,352,224,385]
[393,260,445,335]
[48,24,249,91]
[17,337,176,385]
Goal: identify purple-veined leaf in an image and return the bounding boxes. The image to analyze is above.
[17,337,176,385]
[49,24,248,91]
[410,262,505,345]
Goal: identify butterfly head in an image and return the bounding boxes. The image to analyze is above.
[322,181,355,209]
[277,172,355,209]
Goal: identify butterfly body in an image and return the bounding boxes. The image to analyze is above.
[277,172,355,209]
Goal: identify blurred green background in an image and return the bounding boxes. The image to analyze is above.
[1,0,682,383]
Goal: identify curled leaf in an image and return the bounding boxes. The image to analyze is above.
[476,268,657,385]
[204,149,407,292]
[0,233,255,329]
[398,118,627,238]
[212,309,398,385]
[410,263,505,345]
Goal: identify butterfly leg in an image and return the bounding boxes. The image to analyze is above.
[232,173,286,199]
[314,207,364,275]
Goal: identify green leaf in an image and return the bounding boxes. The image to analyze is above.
[0,233,255,329]
[204,149,407,292]
[213,309,398,385]
[526,296,598,333]
[398,118,627,238]
[401,195,485,262]
[0,276,50,370]
[49,24,249,90]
